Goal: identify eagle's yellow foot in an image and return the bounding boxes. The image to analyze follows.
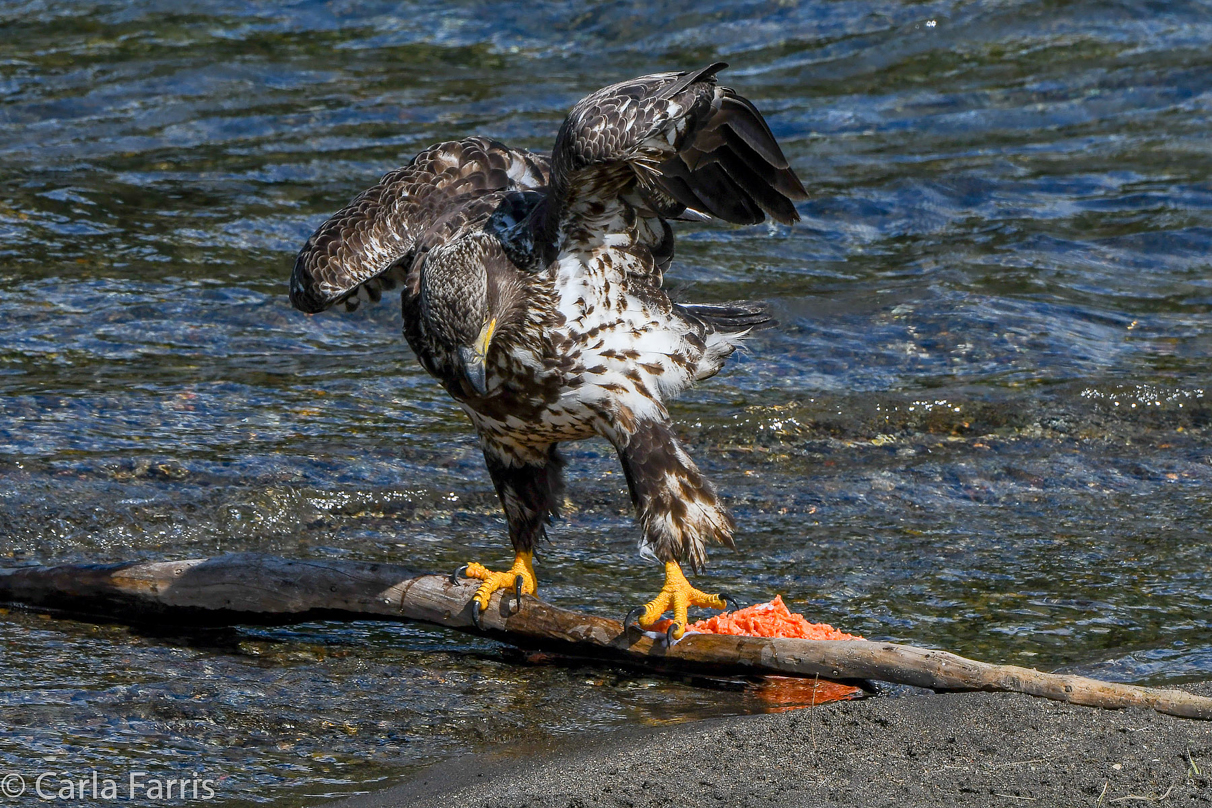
[626,561,739,642]
[454,551,537,629]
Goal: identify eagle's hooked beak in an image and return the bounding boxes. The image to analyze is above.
[458,318,496,397]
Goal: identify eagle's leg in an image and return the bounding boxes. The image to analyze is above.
[615,418,736,640]
[461,442,564,617]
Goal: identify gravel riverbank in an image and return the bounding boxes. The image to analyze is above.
[332,682,1212,808]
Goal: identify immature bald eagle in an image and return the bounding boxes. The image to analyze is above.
[290,64,806,639]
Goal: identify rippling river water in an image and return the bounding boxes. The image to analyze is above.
[1,1,1209,805]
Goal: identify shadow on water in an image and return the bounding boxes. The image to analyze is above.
[1,0,1210,805]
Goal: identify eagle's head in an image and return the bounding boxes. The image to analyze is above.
[418,234,529,399]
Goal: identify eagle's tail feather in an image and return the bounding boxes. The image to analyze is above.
[678,301,776,334]
[675,301,774,383]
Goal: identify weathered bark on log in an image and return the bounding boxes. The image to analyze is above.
[1,553,1208,721]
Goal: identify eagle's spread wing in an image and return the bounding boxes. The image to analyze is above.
[546,62,807,234]
[290,137,548,313]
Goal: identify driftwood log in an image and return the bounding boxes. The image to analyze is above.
[1,553,1208,721]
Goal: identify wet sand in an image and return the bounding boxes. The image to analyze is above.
[332,682,1212,808]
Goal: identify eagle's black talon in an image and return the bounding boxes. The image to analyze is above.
[718,592,742,612]
[471,599,485,630]
[624,606,645,633]
[665,622,680,646]
[509,576,524,616]
[450,564,469,585]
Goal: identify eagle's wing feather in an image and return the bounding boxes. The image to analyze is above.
[290,137,548,313]
[547,62,807,233]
